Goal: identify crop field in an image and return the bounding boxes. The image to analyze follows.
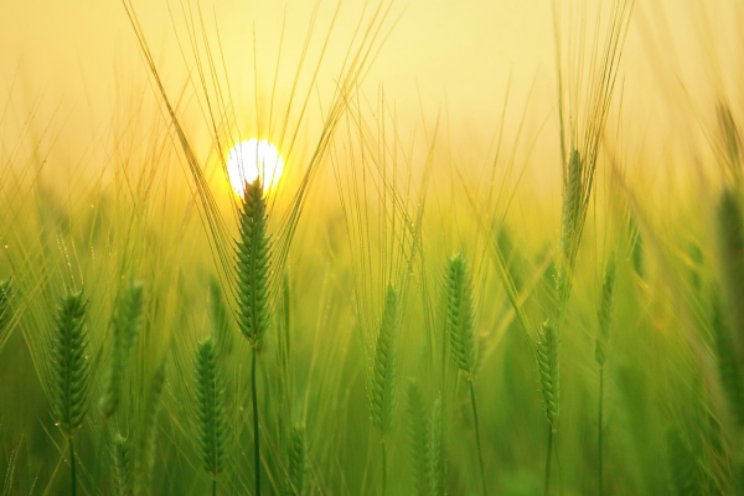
[1,0,743,494]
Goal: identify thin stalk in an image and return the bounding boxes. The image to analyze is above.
[544,428,553,496]
[252,349,261,496]
[598,366,604,496]
[381,440,387,496]
[468,379,487,495]
[69,436,77,496]
[212,477,217,496]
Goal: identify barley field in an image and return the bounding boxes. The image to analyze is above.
[1,0,743,494]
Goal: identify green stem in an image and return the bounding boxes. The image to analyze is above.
[252,349,261,496]
[69,435,77,496]
[598,366,604,496]
[212,477,217,496]
[381,440,387,496]
[468,379,487,495]
[544,427,553,496]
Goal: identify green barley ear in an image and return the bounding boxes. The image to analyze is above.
[51,290,90,435]
[100,281,144,419]
[195,337,227,479]
[445,253,476,376]
[209,278,233,357]
[112,432,133,496]
[595,255,616,366]
[561,149,582,265]
[135,361,167,494]
[236,178,271,350]
[0,278,12,333]
[371,285,398,435]
[716,188,744,359]
[406,380,429,496]
[536,320,560,432]
[711,292,744,427]
[288,423,306,496]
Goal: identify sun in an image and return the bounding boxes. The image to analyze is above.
[226,138,284,197]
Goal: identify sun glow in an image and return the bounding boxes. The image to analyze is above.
[226,138,284,197]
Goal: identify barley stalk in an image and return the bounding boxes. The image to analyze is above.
[235,178,271,496]
[134,361,167,495]
[371,285,398,495]
[407,380,429,496]
[112,432,133,496]
[100,281,144,419]
[536,320,559,495]
[195,338,227,495]
[444,253,486,495]
[50,290,89,496]
[288,423,306,496]
[595,255,616,496]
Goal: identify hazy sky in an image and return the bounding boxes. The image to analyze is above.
[1,0,741,186]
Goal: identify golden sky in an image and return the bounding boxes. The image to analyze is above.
[1,0,741,190]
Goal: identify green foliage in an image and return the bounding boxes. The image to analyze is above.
[716,188,744,359]
[428,398,445,496]
[717,103,742,175]
[0,279,12,333]
[666,428,702,495]
[445,253,476,376]
[209,278,232,357]
[561,149,582,266]
[100,281,144,418]
[194,338,227,478]
[236,178,271,350]
[50,290,90,436]
[711,294,744,427]
[370,285,398,435]
[135,361,167,494]
[628,215,644,277]
[595,255,616,366]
